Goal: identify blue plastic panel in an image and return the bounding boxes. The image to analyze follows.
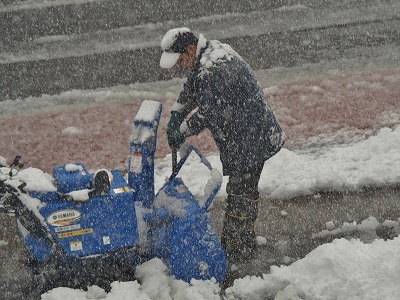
[128,100,162,208]
[154,178,228,283]
[39,170,139,258]
[53,163,92,194]
[168,213,228,283]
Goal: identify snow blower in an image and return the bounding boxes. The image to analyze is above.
[0,100,227,292]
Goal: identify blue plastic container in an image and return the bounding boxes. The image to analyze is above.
[153,176,227,283]
[53,163,92,193]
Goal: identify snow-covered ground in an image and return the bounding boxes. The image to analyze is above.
[1,87,400,299]
[1,121,398,299]
[1,0,400,299]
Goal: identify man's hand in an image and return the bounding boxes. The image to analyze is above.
[167,111,186,149]
[168,129,186,149]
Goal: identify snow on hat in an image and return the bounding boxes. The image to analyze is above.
[160,27,198,69]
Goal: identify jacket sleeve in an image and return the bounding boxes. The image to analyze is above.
[185,111,207,136]
[183,73,215,136]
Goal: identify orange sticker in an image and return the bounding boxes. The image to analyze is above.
[130,153,142,173]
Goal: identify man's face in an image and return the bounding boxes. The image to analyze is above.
[177,45,196,71]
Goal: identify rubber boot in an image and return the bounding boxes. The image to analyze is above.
[221,195,260,264]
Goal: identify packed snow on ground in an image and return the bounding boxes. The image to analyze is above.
[1,66,399,300]
[1,123,400,299]
[1,59,400,300]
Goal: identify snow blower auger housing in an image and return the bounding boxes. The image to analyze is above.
[0,100,227,292]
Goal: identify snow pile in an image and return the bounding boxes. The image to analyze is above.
[312,216,380,240]
[151,125,400,201]
[40,234,400,300]
[61,127,84,137]
[226,237,400,300]
[4,167,57,193]
[42,258,222,300]
[154,190,189,218]
[261,126,400,199]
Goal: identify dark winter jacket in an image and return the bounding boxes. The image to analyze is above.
[175,35,285,176]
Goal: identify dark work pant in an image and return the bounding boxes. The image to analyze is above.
[226,164,264,198]
[221,164,264,261]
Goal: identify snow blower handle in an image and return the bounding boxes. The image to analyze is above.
[170,144,208,180]
[172,147,178,174]
[169,144,222,211]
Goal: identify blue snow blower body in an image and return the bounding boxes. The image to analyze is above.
[4,100,227,291]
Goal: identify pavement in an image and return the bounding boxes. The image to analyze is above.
[210,184,400,287]
[2,183,400,298]
[1,0,399,99]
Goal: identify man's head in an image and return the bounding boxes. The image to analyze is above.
[160,27,198,71]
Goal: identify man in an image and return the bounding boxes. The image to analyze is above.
[160,27,285,264]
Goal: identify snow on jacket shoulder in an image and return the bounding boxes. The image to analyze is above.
[177,35,285,176]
